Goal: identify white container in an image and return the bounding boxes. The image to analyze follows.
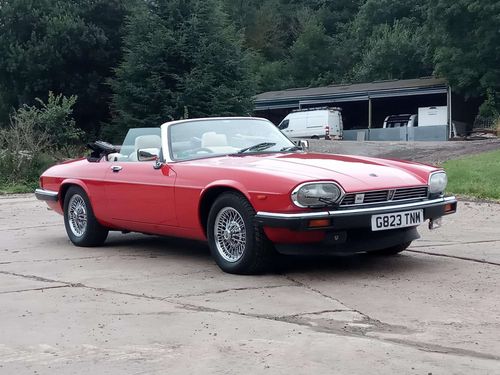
[418,106,448,127]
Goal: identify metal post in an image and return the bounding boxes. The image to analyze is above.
[447,86,453,139]
[368,97,372,141]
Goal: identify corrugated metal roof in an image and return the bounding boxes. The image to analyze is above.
[254,77,448,110]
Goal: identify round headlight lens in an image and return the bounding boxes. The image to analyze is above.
[292,183,342,208]
[429,172,448,194]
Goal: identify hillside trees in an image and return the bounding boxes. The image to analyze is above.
[428,0,500,116]
[0,0,499,138]
[352,22,432,81]
[0,0,133,133]
[108,0,255,139]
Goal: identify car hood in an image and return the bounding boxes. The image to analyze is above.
[196,152,430,192]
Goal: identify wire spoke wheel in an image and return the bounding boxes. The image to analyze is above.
[214,207,247,262]
[207,192,274,274]
[68,194,87,237]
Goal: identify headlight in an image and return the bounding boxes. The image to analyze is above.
[428,171,448,194]
[292,182,343,208]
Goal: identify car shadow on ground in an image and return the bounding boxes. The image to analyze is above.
[273,252,440,276]
[101,232,439,277]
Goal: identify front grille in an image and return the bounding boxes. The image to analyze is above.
[393,186,428,200]
[340,186,428,206]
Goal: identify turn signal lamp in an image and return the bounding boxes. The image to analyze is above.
[308,219,331,228]
[444,203,456,214]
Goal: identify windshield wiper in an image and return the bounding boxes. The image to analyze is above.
[280,145,302,152]
[236,142,276,154]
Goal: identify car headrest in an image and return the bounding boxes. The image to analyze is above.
[135,135,161,150]
[202,132,227,147]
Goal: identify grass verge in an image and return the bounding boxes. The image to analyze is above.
[0,181,38,194]
[443,149,500,200]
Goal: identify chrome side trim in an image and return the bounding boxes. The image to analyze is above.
[35,188,58,202]
[256,196,457,219]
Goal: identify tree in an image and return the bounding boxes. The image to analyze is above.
[180,0,256,117]
[428,0,500,114]
[338,0,430,81]
[287,17,337,87]
[353,22,432,82]
[108,0,255,140]
[0,0,132,133]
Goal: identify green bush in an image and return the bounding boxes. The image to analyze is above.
[0,92,82,192]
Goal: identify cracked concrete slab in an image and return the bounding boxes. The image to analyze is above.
[414,201,500,263]
[0,273,66,294]
[174,285,349,317]
[409,243,500,265]
[1,287,499,375]
[1,194,500,374]
[0,254,295,299]
[286,253,500,358]
[418,201,500,244]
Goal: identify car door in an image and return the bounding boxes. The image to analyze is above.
[103,128,177,229]
[104,161,177,228]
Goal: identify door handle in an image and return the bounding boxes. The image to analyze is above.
[111,165,123,172]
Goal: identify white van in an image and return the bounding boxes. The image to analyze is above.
[277,108,343,139]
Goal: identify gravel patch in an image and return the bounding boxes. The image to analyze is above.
[308,138,500,165]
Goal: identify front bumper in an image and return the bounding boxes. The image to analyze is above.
[255,196,457,255]
[35,188,58,202]
[255,196,457,231]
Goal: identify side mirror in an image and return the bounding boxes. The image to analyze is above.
[294,139,309,151]
[138,148,160,162]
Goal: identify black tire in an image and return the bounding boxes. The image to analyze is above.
[63,186,108,247]
[311,135,320,139]
[371,241,412,256]
[207,192,275,274]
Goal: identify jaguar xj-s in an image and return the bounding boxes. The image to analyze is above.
[36,117,457,274]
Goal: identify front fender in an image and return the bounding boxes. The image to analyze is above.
[201,180,252,203]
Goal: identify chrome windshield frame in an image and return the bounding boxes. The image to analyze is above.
[160,117,294,163]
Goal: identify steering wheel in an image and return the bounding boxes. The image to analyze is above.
[193,147,214,154]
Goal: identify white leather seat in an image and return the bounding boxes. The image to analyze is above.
[201,132,228,148]
[200,132,237,153]
[129,135,161,161]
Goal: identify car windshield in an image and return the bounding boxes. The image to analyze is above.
[168,118,295,161]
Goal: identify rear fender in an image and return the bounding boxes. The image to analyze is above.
[59,179,92,209]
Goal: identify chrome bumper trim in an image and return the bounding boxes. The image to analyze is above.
[256,196,457,219]
[35,188,58,202]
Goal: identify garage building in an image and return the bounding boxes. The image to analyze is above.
[254,77,478,141]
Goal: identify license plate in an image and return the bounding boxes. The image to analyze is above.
[371,209,424,231]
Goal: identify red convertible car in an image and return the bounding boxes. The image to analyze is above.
[36,117,457,274]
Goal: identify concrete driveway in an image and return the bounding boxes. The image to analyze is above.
[0,195,499,374]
